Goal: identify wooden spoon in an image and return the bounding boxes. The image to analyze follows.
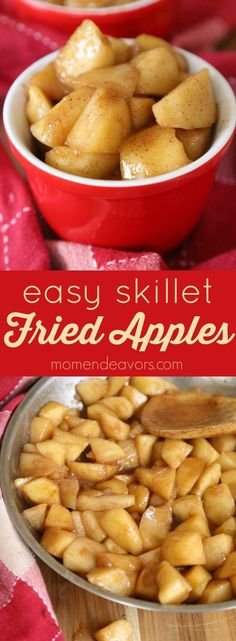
[140,389,236,439]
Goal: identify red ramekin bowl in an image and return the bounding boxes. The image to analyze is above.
[3,47,236,253]
[11,0,175,37]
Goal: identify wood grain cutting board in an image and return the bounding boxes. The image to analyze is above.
[39,561,236,641]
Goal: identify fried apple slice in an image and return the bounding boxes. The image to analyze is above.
[173,494,205,521]
[191,437,219,464]
[199,579,233,603]
[76,378,108,405]
[176,458,205,496]
[135,435,156,467]
[45,504,74,531]
[183,566,211,602]
[87,567,135,596]
[192,462,221,496]
[120,126,189,180]
[26,86,52,125]
[136,466,175,500]
[174,514,210,537]
[41,527,76,558]
[31,87,94,147]
[128,484,149,513]
[131,377,177,396]
[36,440,65,467]
[90,438,124,463]
[161,439,192,469]
[203,483,235,524]
[23,503,48,532]
[58,479,79,510]
[94,619,133,641]
[70,64,139,98]
[81,511,106,542]
[131,47,179,96]
[97,552,142,574]
[68,462,117,482]
[203,534,234,571]
[161,531,206,566]
[99,508,143,554]
[76,494,135,511]
[156,561,191,605]
[153,69,217,129]
[140,503,172,550]
[127,97,155,130]
[176,127,212,161]
[46,148,119,179]
[99,413,130,441]
[39,401,69,426]
[19,453,58,478]
[136,561,159,600]
[30,416,54,443]
[26,62,69,102]
[109,36,133,63]
[141,390,236,438]
[22,477,60,505]
[55,20,115,84]
[66,88,132,154]
[63,537,104,572]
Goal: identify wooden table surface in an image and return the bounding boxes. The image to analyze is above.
[39,559,236,641]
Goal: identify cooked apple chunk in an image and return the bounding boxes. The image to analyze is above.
[135,435,156,467]
[58,478,79,510]
[55,20,115,84]
[176,457,205,496]
[203,534,234,571]
[153,69,217,129]
[94,619,133,641]
[176,127,212,161]
[156,561,192,605]
[39,401,68,426]
[120,126,189,180]
[36,440,65,467]
[90,438,124,463]
[76,494,135,512]
[46,148,119,179]
[173,495,205,521]
[174,514,210,537]
[135,466,175,500]
[23,504,48,532]
[76,378,108,405]
[136,561,159,600]
[191,437,219,464]
[183,566,211,602]
[22,477,60,505]
[161,531,206,566]
[25,62,69,102]
[66,88,132,154]
[68,462,117,482]
[199,579,233,603]
[203,483,235,525]
[161,439,192,469]
[131,47,179,96]
[30,416,54,443]
[192,462,221,496]
[127,97,155,130]
[26,86,52,125]
[99,508,143,554]
[71,64,139,98]
[45,504,74,531]
[63,537,104,573]
[140,503,172,550]
[19,453,58,478]
[31,86,94,148]
[128,483,149,513]
[87,567,136,596]
[41,527,76,558]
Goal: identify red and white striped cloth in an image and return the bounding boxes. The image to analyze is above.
[0,389,64,641]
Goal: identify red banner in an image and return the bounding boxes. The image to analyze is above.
[0,270,235,375]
